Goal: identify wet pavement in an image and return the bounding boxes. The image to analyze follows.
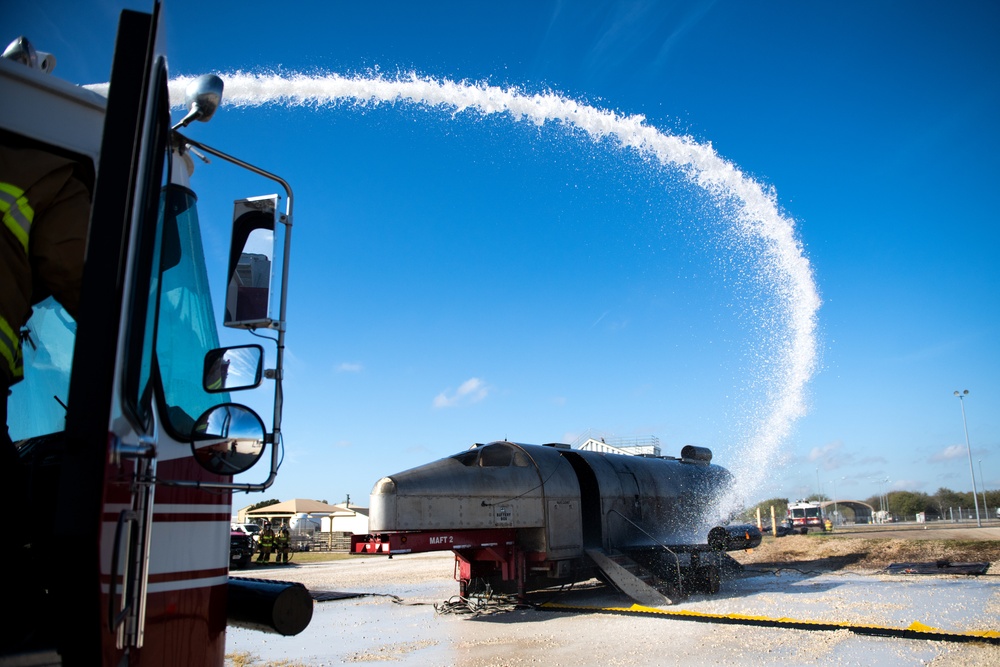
[225,552,1000,666]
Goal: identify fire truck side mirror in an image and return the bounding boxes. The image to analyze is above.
[225,195,279,329]
[203,345,264,392]
[190,403,266,475]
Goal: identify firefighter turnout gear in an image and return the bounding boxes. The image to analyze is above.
[0,129,92,660]
[276,528,290,564]
[1,145,90,453]
[257,525,275,562]
[0,146,90,389]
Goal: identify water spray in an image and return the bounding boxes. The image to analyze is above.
[89,71,821,515]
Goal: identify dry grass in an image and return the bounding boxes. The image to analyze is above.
[225,652,312,667]
[283,551,359,564]
[731,534,1000,572]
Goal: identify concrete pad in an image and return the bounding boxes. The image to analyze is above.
[225,552,1000,666]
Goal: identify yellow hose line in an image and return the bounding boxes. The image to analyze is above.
[538,602,1000,644]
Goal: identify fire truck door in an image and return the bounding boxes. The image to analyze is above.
[56,3,170,663]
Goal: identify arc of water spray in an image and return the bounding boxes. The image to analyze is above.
[93,71,820,512]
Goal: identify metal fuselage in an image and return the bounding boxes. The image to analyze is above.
[361,441,733,593]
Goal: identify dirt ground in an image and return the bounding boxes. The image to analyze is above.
[226,525,1000,666]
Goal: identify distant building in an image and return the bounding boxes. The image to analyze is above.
[237,498,369,534]
[242,499,341,527]
[322,504,370,535]
[577,435,661,457]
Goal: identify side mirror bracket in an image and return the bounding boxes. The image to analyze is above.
[168,129,294,494]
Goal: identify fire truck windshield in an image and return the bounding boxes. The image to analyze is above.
[155,184,227,437]
[8,184,227,443]
[790,506,822,519]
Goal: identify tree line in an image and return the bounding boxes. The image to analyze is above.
[861,487,999,520]
[743,487,999,523]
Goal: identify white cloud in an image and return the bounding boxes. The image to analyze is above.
[433,377,489,408]
[807,441,842,462]
[808,441,856,470]
[337,362,364,373]
[929,444,967,462]
[890,479,922,491]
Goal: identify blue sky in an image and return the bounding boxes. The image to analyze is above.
[6,1,999,511]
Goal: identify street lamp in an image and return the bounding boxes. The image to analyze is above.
[831,476,842,526]
[954,389,981,528]
[871,477,886,521]
[882,477,891,521]
[979,459,988,522]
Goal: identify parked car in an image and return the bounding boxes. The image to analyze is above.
[230,530,254,569]
[232,523,261,544]
[756,519,793,537]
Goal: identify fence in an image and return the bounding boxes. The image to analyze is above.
[302,531,355,552]
[876,508,996,524]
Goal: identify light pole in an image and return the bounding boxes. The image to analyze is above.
[831,477,841,526]
[872,477,885,521]
[979,459,988,521]
[954,390,981,528]
[883,477,891,521]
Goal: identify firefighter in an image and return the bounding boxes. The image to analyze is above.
[1,143,90,485]
[257,522,275,563]
[275,526,291,564]
[2,38,91,456]
[0,54,91,635]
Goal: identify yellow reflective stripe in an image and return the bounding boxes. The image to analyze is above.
[0,182,34,252]
[539,602,1000,644]
[0,316,23,380]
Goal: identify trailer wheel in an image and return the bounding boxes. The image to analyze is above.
[800,527,809,535]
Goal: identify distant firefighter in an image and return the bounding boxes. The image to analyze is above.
[275,527,291,564]
[257,523,275,563]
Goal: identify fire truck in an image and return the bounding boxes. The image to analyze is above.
[2,2,310,665]
[786,500,827,534]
